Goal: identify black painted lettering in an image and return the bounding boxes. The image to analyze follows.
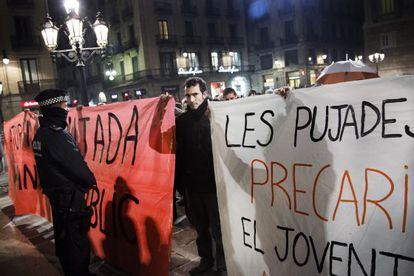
[225,115,241,147]
[275,225,295,261]
[257,110,274,147]
[241,217,252,248]
[242,113,256,148]
[93,114,105,163]
[361,101,380,137]
[254,220,264,254]
[106,112,123,164]
[122,105,139,165]
[292,232,310,267]
[340,105,359,141]
[382,98,407,138]
[118,194,139,244]
[309,236,329,273]
[328,105,348,141]
[329,241,347,276]
[379,250,414,276]
[310,106,329,142]
[294,106,312,147]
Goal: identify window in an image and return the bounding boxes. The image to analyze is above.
[380,32,396,49]
[160,52,176,75]
[260,54,273,70]
[185,21,194,37]
[20,59,38,83]
[186,52,199,68]
[117,32,122,47]
[132,56,138,73]
[120,60,125,80]
[308,48,316,64]
[128,25,135,41]
[230,51,241,67]
[263,74,274,90]
[259,27,270,44]
[211,52,219,69]
[284,50,298,66]
[284,21,295,38]
[380,0,395,14]
[14,16,31,37]
[229,24,237,37]
[208,23,216,37]
[158,20,169,39]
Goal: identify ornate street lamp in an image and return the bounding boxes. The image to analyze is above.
[368,52,385,74]
[40,0,109,105]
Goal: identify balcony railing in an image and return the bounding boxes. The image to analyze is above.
[255,40,274,50]
[183,35,202,44]
[181,5,198,16]
[7,0,33,8]
[153,2,173,15]
[11,35,41,50]
[206,36,224,45]
[155,34,178,45]
[18,79,57,95]
[205,7,220,17]
[228,36,244,46]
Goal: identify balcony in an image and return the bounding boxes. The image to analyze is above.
[205,7,220,17]
[18,79,57,95]
[155,34,178,45]
[206,36,224,45]
[7,0,33,9]
[153,2,173,15]
[11,35,41,50]
[183,35,202,45]
[255,40,274,50]
[181,5,198,16]
[226,9,240,19]
[281,36,298,46]
[228,36,244,46]
[123,39,138,50]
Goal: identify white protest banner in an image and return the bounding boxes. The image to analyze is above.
[209,76,414,275]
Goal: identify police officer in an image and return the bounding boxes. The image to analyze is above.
[33,89,96,276]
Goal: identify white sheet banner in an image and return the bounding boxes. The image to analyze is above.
[209,76,414,276]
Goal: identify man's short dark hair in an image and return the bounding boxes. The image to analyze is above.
[184,77,207,93]
[223,87,236,97]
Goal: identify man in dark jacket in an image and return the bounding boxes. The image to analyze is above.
[175,77,226,275]
[33,89,96,276]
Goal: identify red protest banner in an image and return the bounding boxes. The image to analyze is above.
[3,97,175,275]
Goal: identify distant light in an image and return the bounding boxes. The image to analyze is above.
[248,0,268,20]
[2,57,10,65]
[136,90,142,96]
[111,94,118,99]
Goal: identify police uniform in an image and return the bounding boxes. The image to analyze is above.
[32,89,96,276]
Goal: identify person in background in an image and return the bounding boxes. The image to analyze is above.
[33,89,96,276]
[248,89,258,96]
[175,77,226,275]
[222,87,238,101]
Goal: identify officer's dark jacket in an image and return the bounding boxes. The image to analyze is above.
[175,99,216,194]
[33,113,96,195]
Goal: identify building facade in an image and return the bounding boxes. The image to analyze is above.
[0,0,58,124]
[97,0,252,102]
[245,0,364,92]
[364,0,414,76]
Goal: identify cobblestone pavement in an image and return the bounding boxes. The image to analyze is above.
[0,173,225,276]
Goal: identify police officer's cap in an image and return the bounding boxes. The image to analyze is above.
[35,89,69,108]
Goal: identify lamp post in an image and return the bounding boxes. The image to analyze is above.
[368,52,385,74]
[40,0,109,106]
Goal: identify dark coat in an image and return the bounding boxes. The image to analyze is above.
[33,116,96,195]
[175,99,216,194]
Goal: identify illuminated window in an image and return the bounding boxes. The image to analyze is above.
[211,52,219,69]
[158,20,169,39]
[380,0,394,14]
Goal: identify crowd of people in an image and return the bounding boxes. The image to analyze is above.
[12,77,290,276]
